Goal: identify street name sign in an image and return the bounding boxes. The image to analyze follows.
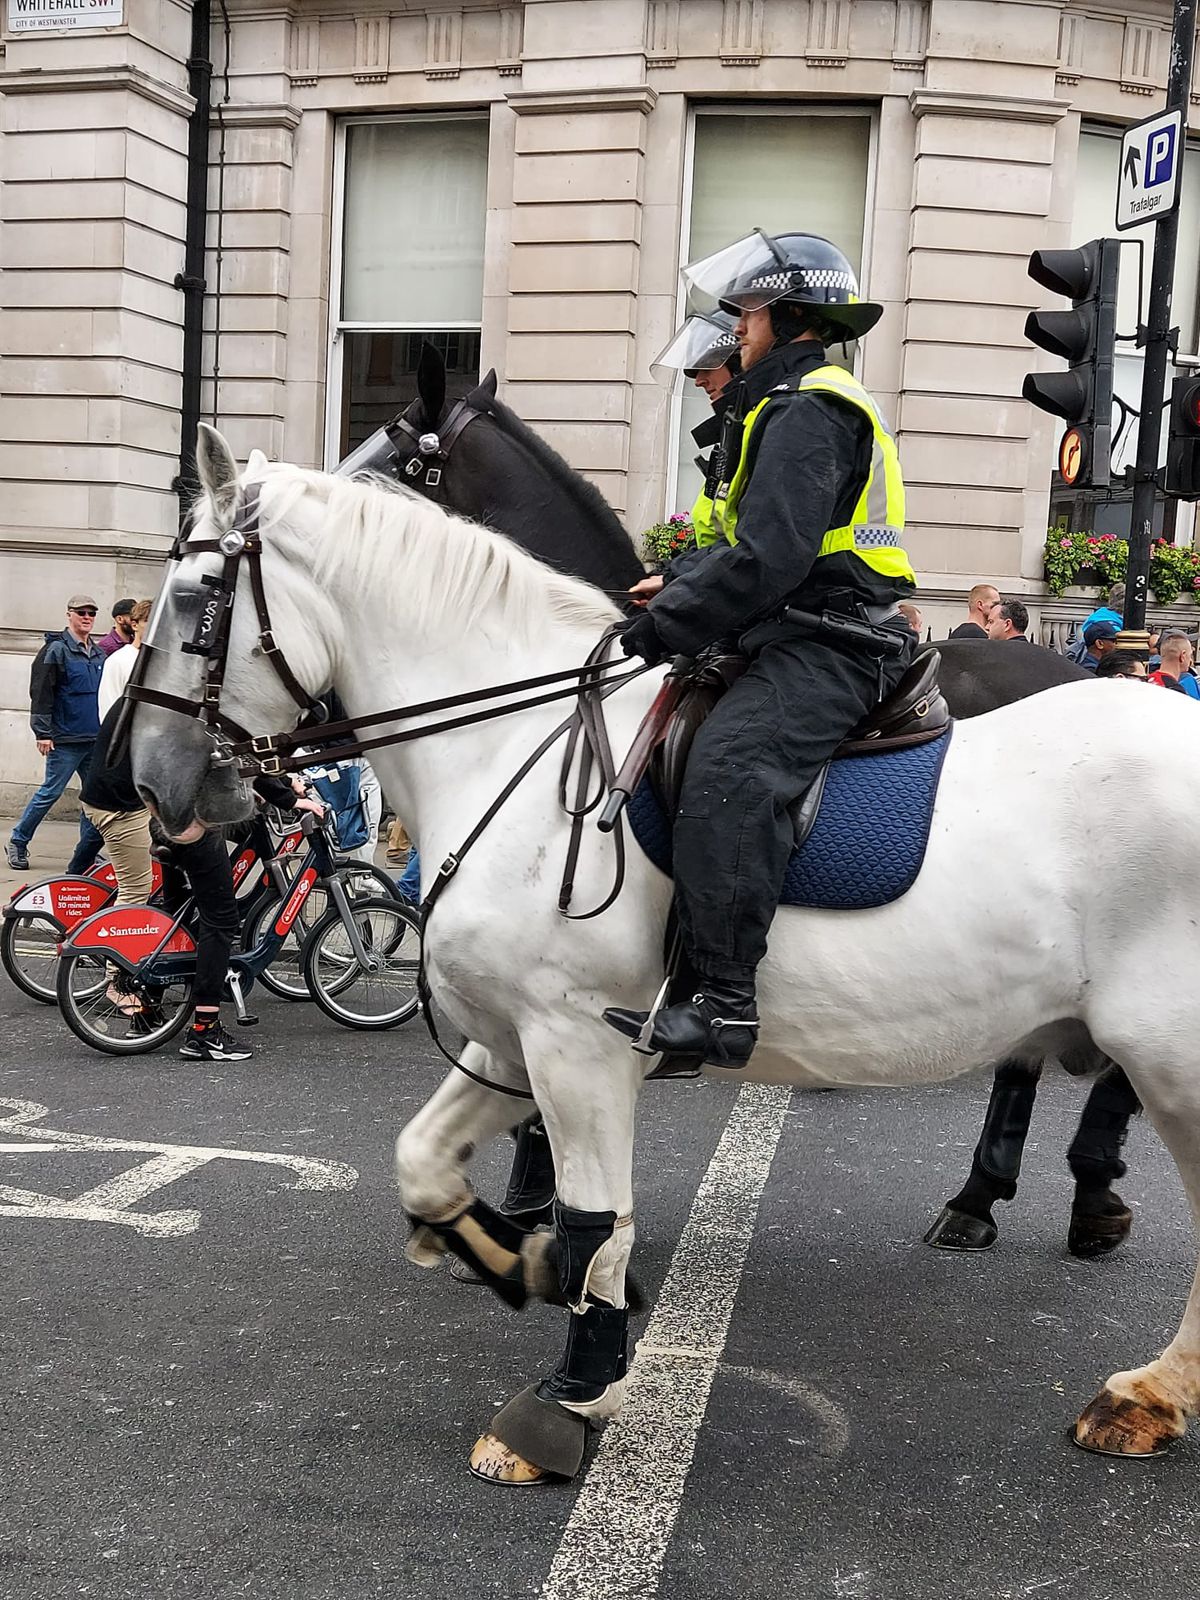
[7,0,121,29]
[1116,108,1183,231]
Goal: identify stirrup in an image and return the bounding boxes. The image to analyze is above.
[631,972,672,1056]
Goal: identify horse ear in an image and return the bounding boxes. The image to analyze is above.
[196,423,240,529]
[417,341,446,426]
[479,369,498,399]
[246,447,269,479]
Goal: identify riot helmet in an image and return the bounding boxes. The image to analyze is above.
[650,311,741,386]
[684,229,882,341]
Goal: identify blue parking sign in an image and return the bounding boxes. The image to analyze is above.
[1116,108,1183,231]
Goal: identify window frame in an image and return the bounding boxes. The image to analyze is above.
[666,102,880,517]
[324,110,491,468]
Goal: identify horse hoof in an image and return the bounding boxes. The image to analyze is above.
[469,1433,551,1486]
[1068,1195,1133,1259]
[1074,1377,1186,1458]
[406,1224,447,1268]
[923,1205,997,1252]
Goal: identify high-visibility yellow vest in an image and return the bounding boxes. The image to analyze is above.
[691,364,915,588]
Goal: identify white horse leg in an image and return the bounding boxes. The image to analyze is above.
[395,1044,538,1288]
[1075,1060,1200,1455]
[469,1023,640,1487]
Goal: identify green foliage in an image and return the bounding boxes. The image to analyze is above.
[1043,528,1200,604]
[641,513,696,567]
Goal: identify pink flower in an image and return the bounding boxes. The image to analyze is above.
[1060,537,1072,549]
[1192,576,1200,588]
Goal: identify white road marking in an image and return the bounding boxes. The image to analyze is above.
[540,1082,792,1600]
[0,1098,357,1237]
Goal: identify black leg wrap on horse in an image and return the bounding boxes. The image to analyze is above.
[1068,1064,1141,1191]
[554,1202,619,1308]
[411,1199,532,1310]
[500,1114,557,1229]
[488,1304,631,1479]
[925,1062,1040,1251]
[540,1303,630,1403]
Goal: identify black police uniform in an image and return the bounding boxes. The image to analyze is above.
[635,339,916,983]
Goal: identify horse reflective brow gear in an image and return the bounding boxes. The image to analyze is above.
[683,228,883,341]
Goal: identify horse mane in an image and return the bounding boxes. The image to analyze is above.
[482,396,637,551]
[256,463,620,640]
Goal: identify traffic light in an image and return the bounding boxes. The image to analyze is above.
[1165,374,1200,500]
[1022,239,1119,490]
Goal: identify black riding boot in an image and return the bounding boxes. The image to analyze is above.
[603,977,760,1069]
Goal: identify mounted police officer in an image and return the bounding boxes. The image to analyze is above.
[606,230,917,1069]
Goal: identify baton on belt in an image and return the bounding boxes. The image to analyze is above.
[779,606,909,657]
[598,656,695,833]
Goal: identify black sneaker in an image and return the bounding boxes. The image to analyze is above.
[6,839,30,872]
[179,1021,253,1061]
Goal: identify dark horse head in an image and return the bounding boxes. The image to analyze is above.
[337,342,644,597]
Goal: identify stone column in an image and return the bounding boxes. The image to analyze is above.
[899,0,1072,592]
[0,0,192,799]
[503,83,657,515]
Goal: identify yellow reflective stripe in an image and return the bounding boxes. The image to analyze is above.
[691,487,719,547]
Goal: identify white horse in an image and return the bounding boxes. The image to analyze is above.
[132,425,1200,1485]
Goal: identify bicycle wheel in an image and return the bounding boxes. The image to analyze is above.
[302,897,421,1030]
[240,884,332,1000]
[56,950,194,1056]
[2,915,94,1005]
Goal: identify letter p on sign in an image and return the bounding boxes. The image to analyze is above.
[1147,124,1177,190]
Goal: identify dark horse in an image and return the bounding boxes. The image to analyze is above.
[346,343,1139,1260]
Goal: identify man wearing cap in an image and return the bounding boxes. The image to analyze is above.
[606,230,916,1070]
[96,598,137,658]
[5,596,105,873]
[1079,619,1119,673]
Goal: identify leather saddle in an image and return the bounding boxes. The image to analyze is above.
[650,646,951,849]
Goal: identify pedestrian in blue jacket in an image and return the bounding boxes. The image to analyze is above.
[6,595,106,874]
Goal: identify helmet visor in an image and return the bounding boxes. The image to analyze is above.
[682,230,794,315]
[650,312,741,385]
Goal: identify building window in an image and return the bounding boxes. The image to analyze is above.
[672,108,874,511]
[1050,126,1200,536]
[330,116,489,461]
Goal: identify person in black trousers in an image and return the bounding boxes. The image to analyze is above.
[155,772,323,1061]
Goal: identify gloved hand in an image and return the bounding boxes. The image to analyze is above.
[620,612,668,666]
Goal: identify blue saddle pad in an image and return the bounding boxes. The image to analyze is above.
[626,728,953,912]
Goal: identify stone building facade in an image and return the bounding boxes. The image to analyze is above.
[1,0,1198,798]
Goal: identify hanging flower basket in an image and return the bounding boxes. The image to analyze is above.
[1043,528,1200,605]
[640,513,696,569]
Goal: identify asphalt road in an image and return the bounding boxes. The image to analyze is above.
[1,967,1196,1600]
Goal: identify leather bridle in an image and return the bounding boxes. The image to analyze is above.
[118,485,328,759]
[384,394,486,498]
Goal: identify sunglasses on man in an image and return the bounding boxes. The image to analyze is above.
[70,608,98,617]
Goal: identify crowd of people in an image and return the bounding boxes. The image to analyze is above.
[942,578,1200,687]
